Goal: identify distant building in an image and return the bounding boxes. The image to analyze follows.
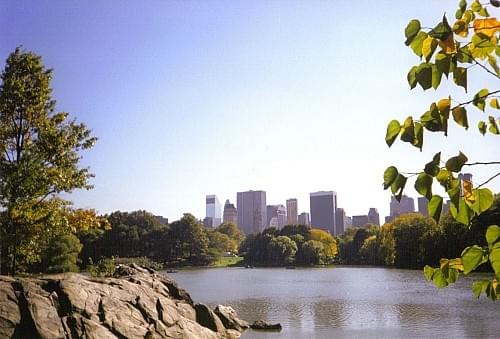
[458,173,472,182]
[335,208,345,235]
[298,212,310,226]
[267,204,287,228]
[237,190,267,235]
[344,215,352,228]
[368,208,380,226]
[442,199,451,216]
[352,215,370,227]
[205,195,221,228]
[418,197,428,216]
[388,195,415,221]
[154,215,168,225]
[286,198,298,225]
[310,191,337,235]
[223,199,238,225]
[203,216,213,228]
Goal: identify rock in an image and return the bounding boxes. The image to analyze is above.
[214,305,249,331]
[0,265,249,338]
[250,320,282,331]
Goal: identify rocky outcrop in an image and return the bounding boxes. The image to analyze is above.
[0,264,247,338]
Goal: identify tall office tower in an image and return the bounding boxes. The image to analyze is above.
[368,208,380,226]
[237,190,267,235]
[335,208,345,235]
[417,197,428,216]
[223,199,238,225]
[389,195,415,218]
[352,215,370,227]
[205,195,221,227]
[267,205,287,228]
[286,198,298,225]
[310,191,337,234]
[298,212,311,226]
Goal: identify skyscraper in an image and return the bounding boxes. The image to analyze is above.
[205,195,221,227]
[223,199,238,225]
[237,190,267,235]
[310,191,337,234]
[352,215,370,227]
[389,195,415,220]
[368,208,380,226]
[298,212,310,226]
[335,208,345,235]
[267,204,287,228]
[286,198,298,225]
[417,197,428,216]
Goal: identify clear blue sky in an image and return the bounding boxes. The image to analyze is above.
[1,0,498,221]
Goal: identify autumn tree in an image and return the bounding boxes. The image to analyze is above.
[383,0,499,299]
[0,48,97,275]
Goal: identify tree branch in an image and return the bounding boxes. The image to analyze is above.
[477,171,500,188]
[464,161,500,166]
[452,89,500,110]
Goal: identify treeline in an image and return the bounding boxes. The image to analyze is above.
[337,195,499,269]
[240,225,338,266]
[79,212,244,268]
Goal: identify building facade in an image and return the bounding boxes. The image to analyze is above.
[267,204,287,228]
[368,208,380,226]
[335,208,345,235]
[310,191,337,234]
[388,195,415,221]
[205,195,221,228]
[352,215,370,227]
[298,212,310,226]
[237,190,267,235]
[223,199,238,225]
[286,198,298,225]
[417,197,428,216]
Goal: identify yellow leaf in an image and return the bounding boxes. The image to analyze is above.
[422,36,438,62]
[453,19,469,38]
[490,98,500,109]
[438,33,457,54]
[463,180,475,204]
[473,18,500,38]
[437,97,451,116]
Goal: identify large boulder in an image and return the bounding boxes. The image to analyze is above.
[0,265,247,339]
[214,305,249,332]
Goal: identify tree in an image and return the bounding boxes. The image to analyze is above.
[43,233,82,273]
[166,214,209,265]
[0,48,97,274]
[300,240,325,265]
[383,1,499,299]
[267,235,297,265]
[216,222,245,245]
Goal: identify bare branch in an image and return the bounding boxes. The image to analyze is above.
[477,171,500,188]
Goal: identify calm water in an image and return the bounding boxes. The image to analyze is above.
[169,267,500,338]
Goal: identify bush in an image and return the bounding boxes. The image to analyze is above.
[87,257,116,277]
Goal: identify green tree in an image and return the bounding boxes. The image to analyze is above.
[166,214,209,265]
[300,240,325,265]
[0,48,97,275]
[267,235,298,265]
[44,233,82,273]
[384,0,500,299]
[216,222,245,246]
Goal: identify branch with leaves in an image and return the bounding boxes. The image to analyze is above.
[383,0,500,300]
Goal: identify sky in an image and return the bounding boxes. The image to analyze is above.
[1,0,499,222]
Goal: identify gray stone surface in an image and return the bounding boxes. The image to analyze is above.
[0,265,246,338]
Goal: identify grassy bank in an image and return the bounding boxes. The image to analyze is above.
[212,256,244,267]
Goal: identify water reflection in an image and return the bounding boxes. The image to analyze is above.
[170,267,500,338]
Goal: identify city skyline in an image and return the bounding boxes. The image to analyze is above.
[2,1,498,222]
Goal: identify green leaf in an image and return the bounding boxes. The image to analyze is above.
[431,268,448,288]
[457,46,473,63]
[405,19,421,45]
[413,122,423,150]
[488,55,499,75]
[447,186,461,208]
[447,267,459,283]
[435,53,452,76]
[416,63,433,90]
[407,66,418,89]
[472,280,489,298]
[490,98,500,109]
[428,16,452,41]
[424,265,435,281]
[455,8,463,20]
[422,37,438,62]
[431,64,442,89]
[400,117,415,143]
[459,0,467,11]
[490,242,500,281]
[424,152,441,176]
[383,166,398,189]
[488,116,499,134]
[436,169,452,187]
[391,174,407,201]
[428,195,443,221]
[478,7,489,17]
[450,198,473,225]
[485,225,500,247]
[451,106,468,129]
[410,31,428,57]
[445,151,468,172]
[469,188,494,214]
[471,0,482,12]
[415,173,433,199]
[478,121,487,135]
[461,245,487,274]
[473,88,489,111]
[420,103,442,132]
[385,120,401,147]
[453,67,467,91]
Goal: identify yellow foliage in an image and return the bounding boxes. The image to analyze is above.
[308,228,338,258]
[463,180,475,204]
[473,18,500,38]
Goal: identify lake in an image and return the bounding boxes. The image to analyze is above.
[169,266,500,338]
